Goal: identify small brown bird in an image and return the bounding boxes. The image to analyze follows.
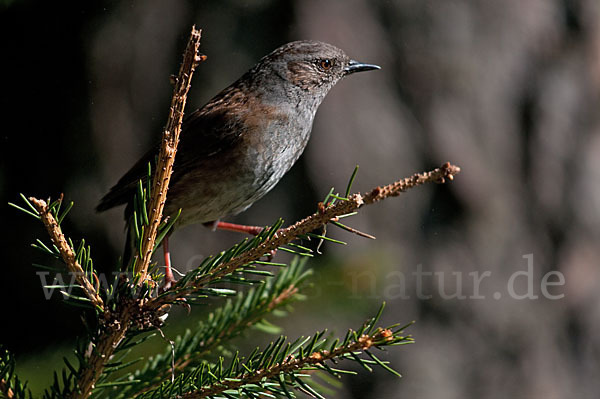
[97,40,380,286]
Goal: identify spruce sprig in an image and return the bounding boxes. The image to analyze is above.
[100,258,311,399]
[135,304,412,399]
[0,348,31,399]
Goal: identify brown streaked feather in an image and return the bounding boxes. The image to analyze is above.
[96,81,250,213]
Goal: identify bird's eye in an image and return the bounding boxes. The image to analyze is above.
[319,59,333,70]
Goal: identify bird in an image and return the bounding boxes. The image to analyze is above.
[97,40,380,288]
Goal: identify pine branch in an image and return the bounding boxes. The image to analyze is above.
[69,27,205,399]
[362,161,459,203]
[0,348,31,399]
[175,260,310,363]
[136,26,205,284]
[108,259,310,399]
[148,162,461,310]
[136,306,413,399]
[27,197,104,311]
[72,310,134,399]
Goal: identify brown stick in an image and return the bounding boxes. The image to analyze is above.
[71,309,134,399]
[147,162,461,310]
[29,197,104,310]
[135,26,205,284]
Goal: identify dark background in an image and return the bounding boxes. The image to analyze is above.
[1,0,599,397]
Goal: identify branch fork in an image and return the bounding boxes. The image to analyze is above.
[148,161,461,310]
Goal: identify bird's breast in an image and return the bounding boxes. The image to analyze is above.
[238,103,313,198]
[167,95,316,226]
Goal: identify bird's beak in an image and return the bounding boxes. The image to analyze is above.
[344,59,381,75]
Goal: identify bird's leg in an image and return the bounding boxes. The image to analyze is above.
[204,221,277,259]
[161,236,175,291]
[206,221,264,236]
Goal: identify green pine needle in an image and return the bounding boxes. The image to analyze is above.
[134,307,411,399]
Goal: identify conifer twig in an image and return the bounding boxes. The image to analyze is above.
[71,26,205,399]
[180,327,397,399]
[361,162,459,204]
[148,162,461,309]
[28,197,104,310]
[0,379,14,399]
[73,310,134,399]
[136,26,205,284]
[135,282,301,395]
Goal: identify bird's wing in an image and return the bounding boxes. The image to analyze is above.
[96,84,248,213]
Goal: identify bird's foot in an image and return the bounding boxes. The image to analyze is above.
[160,237,176,292]
[205,220,264,236]
[205,221,279,261]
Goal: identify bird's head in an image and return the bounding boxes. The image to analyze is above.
[254,40,380,96]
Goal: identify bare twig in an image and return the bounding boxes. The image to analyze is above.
[331,220,377,239]
[147,162,461,310]
[29,197,104,310]
[136,26,205,284]
[362,162,460,204]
